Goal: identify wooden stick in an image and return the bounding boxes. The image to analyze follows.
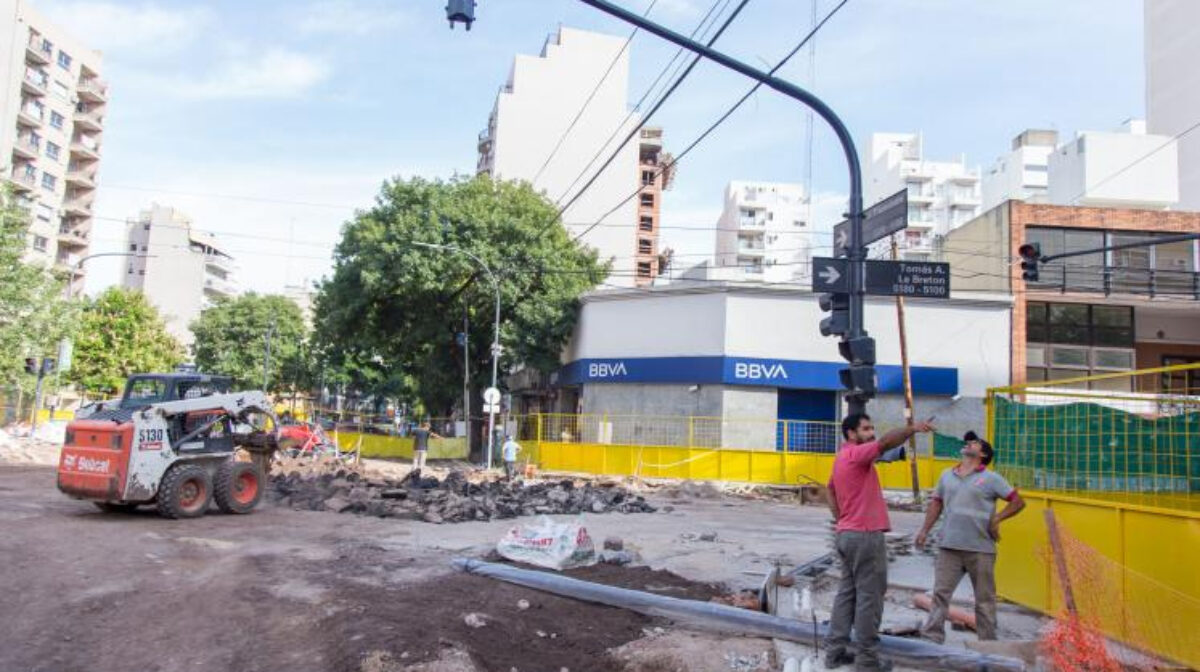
[1044,508,1078,616]
[892,237,921,501]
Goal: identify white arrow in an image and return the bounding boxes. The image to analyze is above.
[836,230,848,250]
[818,266,841,285]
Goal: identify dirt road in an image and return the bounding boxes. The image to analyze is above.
[2,465,872,672]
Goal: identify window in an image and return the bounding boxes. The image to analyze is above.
[36,203,53,221]
[143,223,150,230]
[52,80,69,100]
[1162,356,1200,395]
[1025,226,1104,291]
[639,193,654,208]
[33,235,48,252]
[49,111,64,129]
[1024,164,1048,173]
[641,170,655,186]
[129,243,137,252]
[767,212,774,221]
[638,238,652,255]
[41,173,57,191]
[636,261,652,277]
[639,216,654,231]
[45,142,60,161]
[1026,301,1135,386]
[57,50,72,70]
[793,219,804,227]
[125,378,166,403]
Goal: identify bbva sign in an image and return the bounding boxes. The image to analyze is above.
[733,362,789,380]
[587,362,628,378]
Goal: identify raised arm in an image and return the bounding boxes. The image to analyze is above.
[876,418,935,454]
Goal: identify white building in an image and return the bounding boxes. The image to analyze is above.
[477,26,650,286]
[123,205,237,348]
[1146,0,1200,212]
[1046,119,1178,210]
[0,0,106,294]
[713,181,811,284]
[283,282,315,327]
[864,133,981,260]
[981,129,1057,211]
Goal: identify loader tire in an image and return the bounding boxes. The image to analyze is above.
[214,460,264,514]
[158,464,213,519]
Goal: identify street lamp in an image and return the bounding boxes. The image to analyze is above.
[63,251,153,300]
[414,242,503,469]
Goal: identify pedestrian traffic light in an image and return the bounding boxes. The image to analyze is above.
[24,358,37,375]
[446,0,476,30]
[818,293,850,338]
[1018,242,1041,282]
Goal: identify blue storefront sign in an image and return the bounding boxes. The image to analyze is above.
[558,356,957,396]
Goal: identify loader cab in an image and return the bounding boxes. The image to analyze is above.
[119,374,233,409]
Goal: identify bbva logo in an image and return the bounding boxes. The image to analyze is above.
[588,362,628,378]
[734,362,788,380]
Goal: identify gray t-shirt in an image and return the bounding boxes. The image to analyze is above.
[413,428,430,452]
[933,466,1015,554]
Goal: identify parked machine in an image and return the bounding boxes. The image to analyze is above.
[57,373,280,519]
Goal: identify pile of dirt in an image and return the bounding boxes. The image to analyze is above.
[0,430,61,466]
[269,467,658,523]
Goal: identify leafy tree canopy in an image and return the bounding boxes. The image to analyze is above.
[69,287,184,396]
[191,293,307,391]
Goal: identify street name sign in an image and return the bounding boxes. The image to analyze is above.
[833,188,909,257]
[812,257,951,299]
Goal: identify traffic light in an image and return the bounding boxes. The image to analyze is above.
[1018,242,1041,282]
[839,365,878,398]
[41,357,56,375]
[24,358,37,375]
[838,337,876,366]
[446,0,476,30]
[818,293,850,338]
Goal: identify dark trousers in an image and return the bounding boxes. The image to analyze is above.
[504,460,516,479]
[826,530,888,668]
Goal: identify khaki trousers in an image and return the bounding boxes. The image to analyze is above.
[920,548,998,643]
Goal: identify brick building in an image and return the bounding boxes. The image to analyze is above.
[944,201,1200,391]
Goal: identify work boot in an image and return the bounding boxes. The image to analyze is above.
[823,648,855,669]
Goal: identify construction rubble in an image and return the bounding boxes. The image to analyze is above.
[269,460,658,524]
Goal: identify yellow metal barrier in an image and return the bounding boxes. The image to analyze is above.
[334,431,469,460]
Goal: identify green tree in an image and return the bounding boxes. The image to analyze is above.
[191,293,308,391]
[68,288,184,396]
[313,175,605,416]
[0,187,75,392]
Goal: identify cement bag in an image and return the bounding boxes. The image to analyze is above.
[496,516,597,570]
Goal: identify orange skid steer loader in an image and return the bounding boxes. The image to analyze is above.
[58,373,279,519]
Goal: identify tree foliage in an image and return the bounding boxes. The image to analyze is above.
[0,188,75,390]
[313,175,605,415]
[68,288,184,395]
[191,293,308,391]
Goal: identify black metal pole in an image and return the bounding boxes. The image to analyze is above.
[577,0,869,413]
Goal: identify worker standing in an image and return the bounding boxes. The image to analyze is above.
[411,421,442,474]
[501,434,521,480]
[915,431,1025,644]
[825,413,935,671]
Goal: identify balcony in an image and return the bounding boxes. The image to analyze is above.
[62,195,95,217]
[57,227,89,248]
[12,134,41,160]
[22,70,48,96]
[477,129,492,153]
[77,78,108,103]
[204,253,234,273]
[17,104,44,128]
[70,138,101,161]
[66,165,98,190]
[7,168,37,192]
[203,276,238,297]
[26,35,52,65]
[73,108,104,132]
[949,189,980,208]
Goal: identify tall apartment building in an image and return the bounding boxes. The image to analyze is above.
[1,0,105,293]
[713,181,810,284]
[864,133,981,260]
[633,127,672,285]
[477,26,665,287]
[981,129,1057,212]
[123,205,237,349]
[1146,0,1200,212]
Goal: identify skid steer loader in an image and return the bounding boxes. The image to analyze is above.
[57,373,280,519]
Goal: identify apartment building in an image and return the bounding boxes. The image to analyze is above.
[1146,0,1200,212]
[945,201,1200,392]
[1046,119,1179,210]
[123,205,237,349]
[981,129,1057,211]
[864,133,981,260]
[713,181,810,284]
[0,0,106,294]
[633,127,673,285]
[477,26,662,287]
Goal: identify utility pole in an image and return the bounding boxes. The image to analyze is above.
[891,238,920,499]
[462,304,470,446]
[262,320,276,391]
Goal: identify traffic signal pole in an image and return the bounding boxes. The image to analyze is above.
[573,0,872,414]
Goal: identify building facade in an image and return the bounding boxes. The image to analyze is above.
[1046,120,1178,210]
[981,129,1057,212]
[864,132,981,260]
[0,0,105,294]
[477,26,658,287]
[713,181,811,284]
[944,201,1200,392]
[123,205,237,349]
[1146,0,1200,212]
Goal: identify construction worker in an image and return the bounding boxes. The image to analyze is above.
[915,431,1026,644]
[501,434,521,480]
[411,421,442,473]
[826,412,935,672]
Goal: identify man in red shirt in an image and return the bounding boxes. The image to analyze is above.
[825,412,935,671]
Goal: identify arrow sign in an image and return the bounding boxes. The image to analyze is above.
[811,257,849,293]
[833,188,909,257]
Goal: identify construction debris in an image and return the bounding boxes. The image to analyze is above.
[269,464,657,524]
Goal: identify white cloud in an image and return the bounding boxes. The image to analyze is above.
[293,0,409,36]
[41,1,211,52]
[182,48,332,100]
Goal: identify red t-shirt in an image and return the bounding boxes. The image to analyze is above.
[829,440,891,532]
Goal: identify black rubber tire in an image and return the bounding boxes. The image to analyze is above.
[213,460,264,514]
[157,464,213,519]
[93,502,138,513]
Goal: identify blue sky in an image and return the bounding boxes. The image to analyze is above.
[51,0,1144,296]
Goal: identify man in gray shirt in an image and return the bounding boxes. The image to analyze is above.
[915,431,1025,643]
